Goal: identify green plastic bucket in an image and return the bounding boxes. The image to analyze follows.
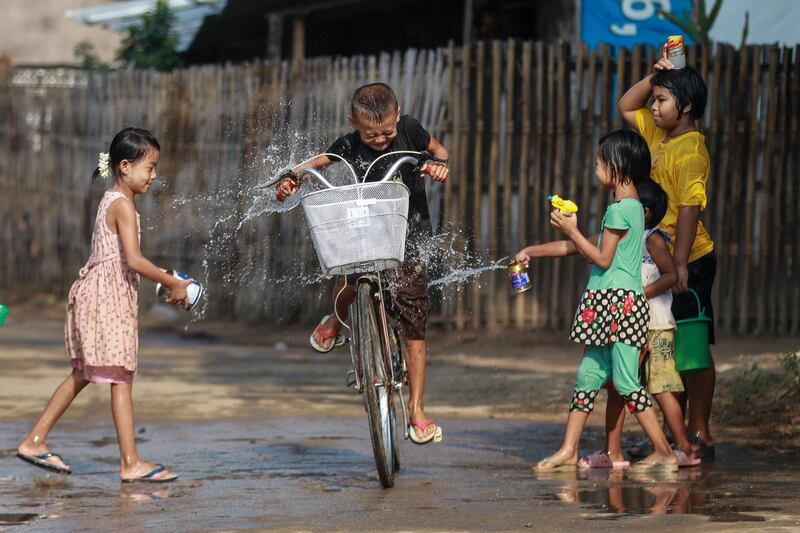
[0,304,8,327]
[674,289,710,372]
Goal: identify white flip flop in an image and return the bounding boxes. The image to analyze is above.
[408,419,443,445]
[309,314,346,353]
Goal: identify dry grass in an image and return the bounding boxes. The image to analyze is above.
[715,352,800,451]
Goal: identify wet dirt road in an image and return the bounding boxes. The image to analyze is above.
[2,309,800,531]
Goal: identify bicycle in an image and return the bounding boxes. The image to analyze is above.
[266,150,445,488]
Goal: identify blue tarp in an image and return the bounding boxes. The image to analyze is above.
[581,0,694,49]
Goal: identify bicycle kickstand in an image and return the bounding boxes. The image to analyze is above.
[345,370,359,391]
[396,387,411,440]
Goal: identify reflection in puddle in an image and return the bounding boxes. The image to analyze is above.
[544,467,769,522]
[118,480,203,504]
[120,489,175,502]
[0,513,41,526]
[33,477,72,490]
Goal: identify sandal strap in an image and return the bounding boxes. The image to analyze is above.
[411,419,435,430]
[314,323,339,341]
[142,465,166,479]
[36,452,62,460]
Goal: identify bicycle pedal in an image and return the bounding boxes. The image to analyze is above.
[345,370,358,389]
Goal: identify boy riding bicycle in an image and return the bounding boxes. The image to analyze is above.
[276,83,449,444]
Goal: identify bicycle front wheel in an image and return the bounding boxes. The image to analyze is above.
[356,280,396,488]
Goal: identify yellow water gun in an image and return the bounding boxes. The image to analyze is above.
[548,195,578,215]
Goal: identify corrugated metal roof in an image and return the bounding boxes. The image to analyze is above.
[65,0,227,52]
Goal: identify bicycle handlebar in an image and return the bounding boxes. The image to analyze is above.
[271,150,448,199]
[296,167,337,189]
[376,155,419,183]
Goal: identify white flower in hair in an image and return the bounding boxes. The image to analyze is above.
[98,152,111,180]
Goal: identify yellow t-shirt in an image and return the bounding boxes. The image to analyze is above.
[634,108,714,264]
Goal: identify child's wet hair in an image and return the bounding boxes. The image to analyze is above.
[636,178,668,229]
[650,66,707,120]
[350,83,399,124]
[597,129,651,186]
[93,127,160,182]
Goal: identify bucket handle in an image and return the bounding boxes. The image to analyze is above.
[685,288,707,320]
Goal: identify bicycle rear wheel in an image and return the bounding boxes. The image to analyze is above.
[356,280,396,488]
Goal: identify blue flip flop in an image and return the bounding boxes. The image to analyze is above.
[17,451,71,474]
[121,465,178,483]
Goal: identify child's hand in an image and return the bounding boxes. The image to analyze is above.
[423,163,449,184]
[275,171,299,202]
[550,209,578,236]
[167,279,192,311]
[673,264,690,294]
[653,44,674,72]
[514,251,531,268]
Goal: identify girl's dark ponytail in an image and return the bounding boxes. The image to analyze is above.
[91,167,102,183]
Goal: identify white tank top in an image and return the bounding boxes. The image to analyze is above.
[642,228,676,330]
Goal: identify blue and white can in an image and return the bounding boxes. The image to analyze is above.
[507,261,532,293]
[156,270,204,311]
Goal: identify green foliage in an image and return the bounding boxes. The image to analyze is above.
[116,0,181,71]
[779,352,800,394]
[74,40,111,72]
[659,0,724,46]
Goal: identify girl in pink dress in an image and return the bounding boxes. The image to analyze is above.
[17,128,190,482]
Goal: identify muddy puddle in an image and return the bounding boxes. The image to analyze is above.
[3,418,800,531]
[3,316,800,530]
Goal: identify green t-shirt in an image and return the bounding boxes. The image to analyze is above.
[586,198,645,293]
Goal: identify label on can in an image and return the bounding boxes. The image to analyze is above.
[156,270,204,311]
[666,35,686,69]
[510,271,530,291]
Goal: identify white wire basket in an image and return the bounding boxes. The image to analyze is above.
[301,181,410,276]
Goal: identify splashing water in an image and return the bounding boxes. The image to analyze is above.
[146,105,505,326]
[427,260,508,288]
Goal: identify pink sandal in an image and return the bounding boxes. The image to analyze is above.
[577,450,629,469]
[409,419,443,445]
[309,315,346,353]
[674,449,701,467]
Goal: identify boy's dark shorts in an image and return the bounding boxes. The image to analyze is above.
[671,250,716,345]
[346,218,431,341]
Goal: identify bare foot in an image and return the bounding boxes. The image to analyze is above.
[675,441,701,461]
[607,449,627,464]
[120,460,176,482]
[534,448,578,470]
[17,442,70,471]
[640,450,678,466]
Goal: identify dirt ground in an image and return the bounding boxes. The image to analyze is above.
[5,298,799,434]
[1,298,800,531]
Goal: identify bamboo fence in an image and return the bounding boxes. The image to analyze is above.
[0,41,798,334]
